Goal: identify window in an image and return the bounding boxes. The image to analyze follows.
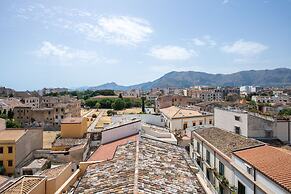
[197,142,200,154]
[0,147,3,154]
[235,116,240,121]
[8,146,13,154]
[206,150,211,165]
[235,126,240,134]
[219,161,225,176]
[193,122,196,126]
[8,160,13,167]
[238,181,246,194]
[199,121,203,125]
[0,160,3,166]
[209,120,212,125]
[219,184,224,194]
[183,123,188,130]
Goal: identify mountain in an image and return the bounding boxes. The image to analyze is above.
[86,82,129,91]
[75,68,291,91]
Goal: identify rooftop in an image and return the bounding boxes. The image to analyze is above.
[1,176,45,194]
[160,106,207,119]
[234,146,291,192]
[88,134,138,161]
[22,158,49,170]
[0,129,26,143]
[39,163,69,179]
[52,137,88,147]
[194,127,264,157]
[61,117,83,124]
[75,136,204,193]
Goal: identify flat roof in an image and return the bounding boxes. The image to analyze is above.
[61,117,83,124]
[234,146,291,192]
[0,130,26,143]
[194,127,264,157]
[39,163,69,179]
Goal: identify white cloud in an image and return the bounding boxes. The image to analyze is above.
[149,45,196,60]
[222,0,230,4]
[192,35,216,47]
[16,5,153,46]
[36,41,118,65]
[98,16,153,45]
[38,41,96,61]
[221,40,268,56]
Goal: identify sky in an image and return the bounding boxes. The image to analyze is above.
[0,0,291,90]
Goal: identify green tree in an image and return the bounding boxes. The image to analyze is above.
[6,119,21,128]
[95,102,101,109]
[7,109,14,119]
[279,108,291,116]
[141,97,146,113]
[112,99,125,110]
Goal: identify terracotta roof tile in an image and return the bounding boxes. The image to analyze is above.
[234,145,291,192]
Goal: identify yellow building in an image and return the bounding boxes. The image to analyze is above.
[0,129,43,176]
[61,117,87,138]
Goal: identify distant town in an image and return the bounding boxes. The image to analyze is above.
[0,84,290,194]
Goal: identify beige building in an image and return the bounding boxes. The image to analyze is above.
[160,106,213,134]
[0,118,5,130]
[0,128,43,176]
[13,96,81,130]
[155,95,200,111]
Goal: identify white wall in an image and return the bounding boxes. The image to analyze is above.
[214,108,248,136]
[101,121,141,144]
[141,114,165,127]
[275,121,291,144]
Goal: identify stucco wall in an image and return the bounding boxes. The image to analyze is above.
[101,121,140,144]
[275,121,291,143]
[15,129,43,166]
[214,108,248,136]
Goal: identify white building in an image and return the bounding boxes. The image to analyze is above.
[23,97,40,108]
[214,108,291,144]
[189,127,264,194]
[240,86,257,95]
[251,95,289,104]
[233,145,291,194]
[160,106,213,134]
[189,127,291,194]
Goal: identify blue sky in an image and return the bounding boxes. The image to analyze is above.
[1,0,291,90]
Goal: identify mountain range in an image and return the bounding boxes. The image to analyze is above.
[76,68,291,91]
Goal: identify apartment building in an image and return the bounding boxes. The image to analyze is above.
[0,98,23,113]
[189,89,223,102]
[189,127,290,194]
[251,95,290,104]
[214,108,291,144]
[23,97,40,108]
[0,128,43,176]
[13,96,81,129]
[160,106,213,134]
[232,145,291,194]
[155,95,199,111]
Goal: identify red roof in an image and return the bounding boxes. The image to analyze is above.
[234,145,291,192]
[88,135,138,161]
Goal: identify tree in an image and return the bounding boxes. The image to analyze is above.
[2,109,6,115]
[7,109,14,119]
[279,108,291,116]
[95,102,100,110]
[6,119,21,128]
[111,99,125,110]
[141,97,146,113]
[118,93,123,98]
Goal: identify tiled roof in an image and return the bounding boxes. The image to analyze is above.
[0,130,26,142]
[194,127,264,157]
[160,106,203,119]
[39,164,69,178]
[0,175,8,186]
[75,137,204,193]
[234,146,291,192]
[88,134,138,161]
[52,137,88,147]
[2,176,45,194]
